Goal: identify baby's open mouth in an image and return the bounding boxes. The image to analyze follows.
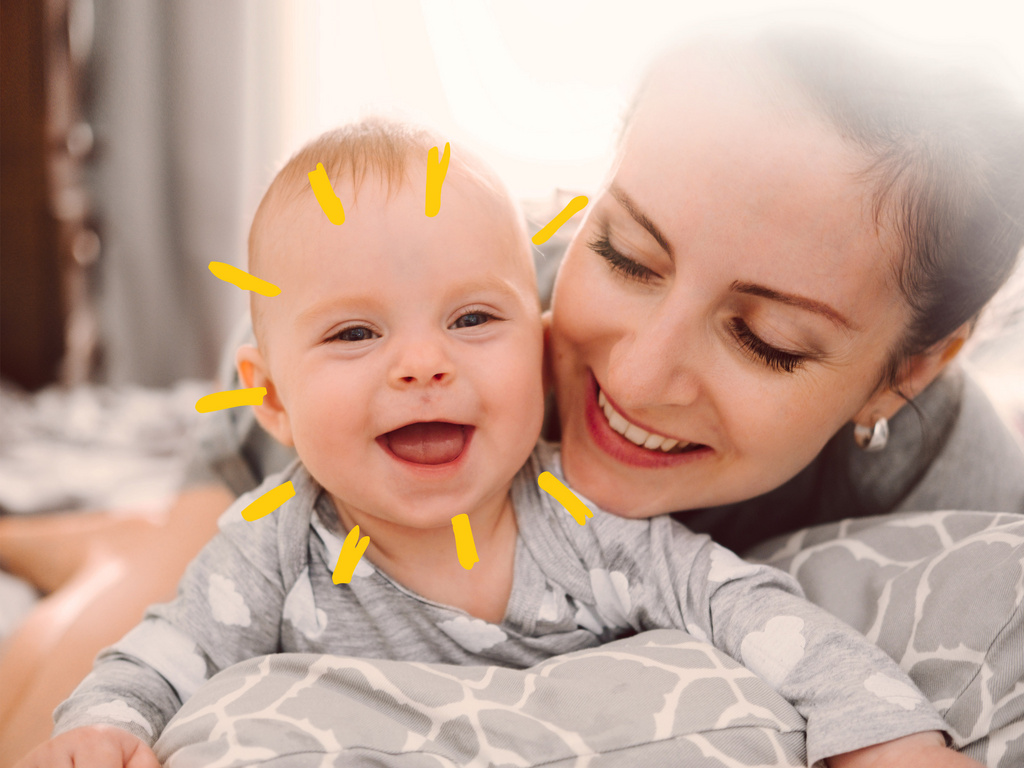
[597,389,704,454]
[379,422,471,465]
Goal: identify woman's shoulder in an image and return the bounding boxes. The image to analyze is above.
[893,365,1024,514]
[214,460,320,568]
[840,362,1024,517]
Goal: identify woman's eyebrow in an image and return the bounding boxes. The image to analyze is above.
[731,281,856,330]
[608,185,672,256]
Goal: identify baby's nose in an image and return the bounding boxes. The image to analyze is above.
[398,370,449,384]
[388,336,455,387]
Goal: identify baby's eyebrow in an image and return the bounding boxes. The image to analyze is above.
[442,274,527,304]
[608,184,673,257]
[295,296,380,327]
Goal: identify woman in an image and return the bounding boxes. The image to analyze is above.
[548,31,1024,549]
[3,26,1023,765]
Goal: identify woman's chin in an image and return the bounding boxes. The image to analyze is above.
[561,426,757,516]
[560,437,673,518]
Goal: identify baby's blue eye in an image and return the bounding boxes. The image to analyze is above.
[335,326,377,342]
[451,312,492,329]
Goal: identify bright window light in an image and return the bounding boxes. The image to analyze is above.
[299,0,1024,198]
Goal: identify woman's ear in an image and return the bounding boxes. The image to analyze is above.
[853,325,970,427]
[236,344,294,447]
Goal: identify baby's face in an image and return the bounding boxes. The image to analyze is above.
[244,169,545,532]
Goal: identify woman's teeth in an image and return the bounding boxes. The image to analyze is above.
[598,390,693,453]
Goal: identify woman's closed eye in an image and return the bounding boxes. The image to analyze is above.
[729,318,806,373]
[589,234,658,283]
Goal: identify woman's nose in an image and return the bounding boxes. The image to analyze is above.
[605,310,702,408]
[387,333,455,388]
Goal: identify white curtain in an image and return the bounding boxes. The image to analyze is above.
[90,0,310,386]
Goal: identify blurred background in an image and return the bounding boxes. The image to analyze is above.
[1,0,1022,515]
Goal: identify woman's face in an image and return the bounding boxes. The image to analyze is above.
[549,64,912,517]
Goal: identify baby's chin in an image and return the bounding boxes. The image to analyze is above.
[326,490,469,532]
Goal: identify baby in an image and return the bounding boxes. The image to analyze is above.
[31,119,972,768]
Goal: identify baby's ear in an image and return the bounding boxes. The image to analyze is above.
[236,344,294,447]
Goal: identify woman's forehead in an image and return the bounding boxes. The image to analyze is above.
[626,51,827,163]
[604,75,908,328]
[617,90,871,236]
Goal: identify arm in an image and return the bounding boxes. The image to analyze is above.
[0,484,233,768]
[49,484,292,747]
[663,525,953,767]
[828,731,982,768]
[14,726,160,768]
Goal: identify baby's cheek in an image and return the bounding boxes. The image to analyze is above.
[293,401,356,459]
[487,369,545,457]
[512,356,547,421]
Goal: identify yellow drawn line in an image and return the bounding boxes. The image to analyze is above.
[241,481,295,522]
[532,196,589,245]
[451,513,479,570]
[425,142,451,218]
[208,262,281,297]
[308,162,346,225]
[333,525,371,584]
[537,471,593,526]
[195,387,267,414]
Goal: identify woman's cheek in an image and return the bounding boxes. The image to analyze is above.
[741,382,843,474]
[553,256,621,349]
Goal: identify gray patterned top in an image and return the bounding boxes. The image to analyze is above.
[56,442,948,765]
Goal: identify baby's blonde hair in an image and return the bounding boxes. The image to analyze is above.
[247,117,531,346]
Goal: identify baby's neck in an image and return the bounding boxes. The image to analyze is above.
[330,491,519,624]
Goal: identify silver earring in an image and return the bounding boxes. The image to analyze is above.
[854,417,889,452]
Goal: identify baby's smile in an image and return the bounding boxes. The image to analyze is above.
[377,422,474,466]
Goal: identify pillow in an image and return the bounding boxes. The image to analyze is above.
[155,630,809,768]
[155,510,1024,767]
[749,510,1024,768]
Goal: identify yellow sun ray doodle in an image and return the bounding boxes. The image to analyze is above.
[195,387,267,414]
[208,261,281,296]
[333,525,371,584]
[451,513,479,570]
[425,142,451,217]
[537,471,593,526]
[241,481,296,522]
[532,195,589,245]
[308,161,346,224]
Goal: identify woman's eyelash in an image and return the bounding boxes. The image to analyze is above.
[588,234,656,282]
[729,319,805,373]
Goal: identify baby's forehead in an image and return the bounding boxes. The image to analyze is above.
[258,160,535,287]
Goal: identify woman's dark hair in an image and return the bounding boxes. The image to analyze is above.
[749,30,1024,390]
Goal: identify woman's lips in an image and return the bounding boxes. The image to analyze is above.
[597,389,692,453]
[582,373,710,468]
